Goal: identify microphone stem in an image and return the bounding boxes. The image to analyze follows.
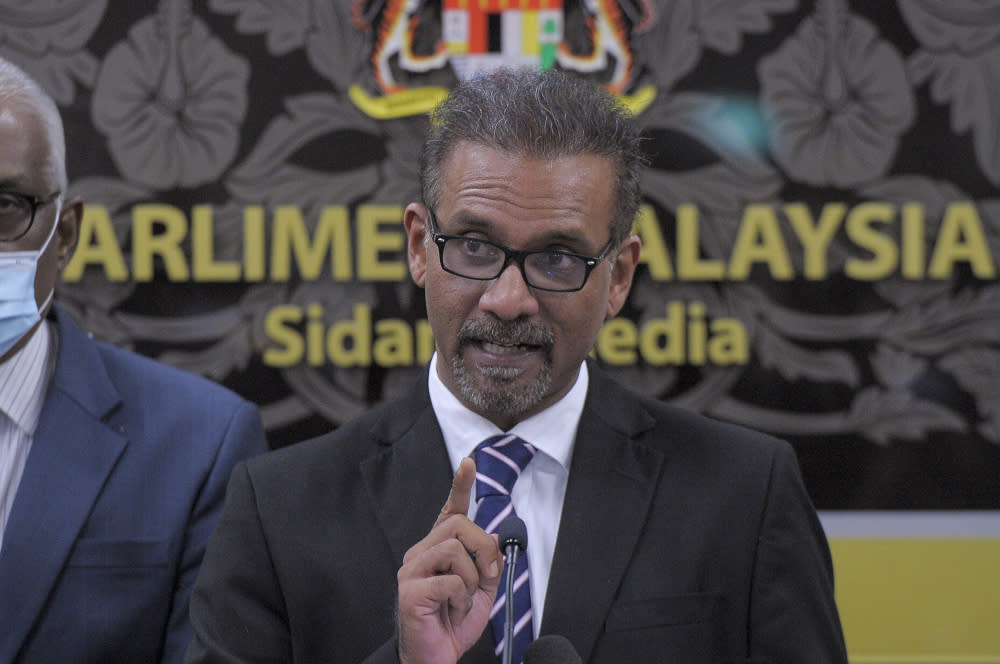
[502,544,519,664]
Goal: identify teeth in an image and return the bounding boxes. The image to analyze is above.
[482,341,526,354]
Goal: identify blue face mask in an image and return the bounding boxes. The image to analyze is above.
[0,200,61,358]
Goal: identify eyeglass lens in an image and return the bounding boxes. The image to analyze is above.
[0,193,41,242]
[442,237,589,291]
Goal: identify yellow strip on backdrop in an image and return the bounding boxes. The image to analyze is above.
[521,11,538,55]
[348,84,450,120]
[829,538,1000,663]
[619,84,656,116]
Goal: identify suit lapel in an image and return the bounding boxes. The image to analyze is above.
[359,401,454,564]
[358,377,499,663]
[0,309,126,662]
[540,367,663,663]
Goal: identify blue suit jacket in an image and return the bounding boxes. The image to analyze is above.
[0,305,268,664]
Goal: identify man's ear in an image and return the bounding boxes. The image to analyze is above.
[606,234,641,319]
[403,203,430,287]
[54,195,82,273]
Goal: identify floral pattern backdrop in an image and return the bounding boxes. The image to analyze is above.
[3,0,998,511]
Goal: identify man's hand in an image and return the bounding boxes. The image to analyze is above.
[397,457,501,664]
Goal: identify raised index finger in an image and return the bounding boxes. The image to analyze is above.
[435,456,476,528]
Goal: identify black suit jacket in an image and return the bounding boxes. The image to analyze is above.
[187,363,846,664]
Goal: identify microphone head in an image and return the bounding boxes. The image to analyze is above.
[523,635,582,664]
[496,514,528,552]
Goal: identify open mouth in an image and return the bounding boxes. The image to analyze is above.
[459,318,554,358]
[480,340,540,354]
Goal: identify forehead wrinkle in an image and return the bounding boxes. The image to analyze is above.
[456,180,591,215]
[439,145,613,250]
[444,211,595,252]
[447,188,596,230]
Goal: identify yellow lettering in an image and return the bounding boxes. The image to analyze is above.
[373,318,414,367]
[132,204,190,281]
[271,206,351,280]
[306,304,327,366]
[687,301,707,364]
[632,205,673,280]
[845,202,896,280]
[327,303,372,366]
[639,302,686,364]
[785,203,845,279]
[357,205,407,281]
[708,319,749,364]
[676,204,724,280]
[598,301,749,366]
[262,305,305,367]
[63,205,129,282]
[728,204,793,280]
[192,205,241,281]
[595,318,638,364]
[928,202,996,279]
[244,206,266,281]
[899,203,924,279]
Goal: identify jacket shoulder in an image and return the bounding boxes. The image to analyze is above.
[245,382,428,480]
[588,364,792,461]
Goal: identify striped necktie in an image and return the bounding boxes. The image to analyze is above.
[474,434,537,664]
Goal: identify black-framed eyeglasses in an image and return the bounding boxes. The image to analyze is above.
[0,191,61,242]
[426,209,615,293]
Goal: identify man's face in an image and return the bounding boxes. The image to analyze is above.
[0,101,78,362]
[405,142,640,429]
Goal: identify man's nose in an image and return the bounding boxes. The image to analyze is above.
[477,262,540,320]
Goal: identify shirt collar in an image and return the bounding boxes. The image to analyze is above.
[428,353,587,474]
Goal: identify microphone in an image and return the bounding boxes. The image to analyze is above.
[497,514,528,555]
[523,635,582,664]
[496,515,527,664]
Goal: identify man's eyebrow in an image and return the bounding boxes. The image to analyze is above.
[447,215,593,251]
[0,177,28,191]
[443,213,491,231]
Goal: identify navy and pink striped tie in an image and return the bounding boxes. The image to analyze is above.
[474,434,537,664]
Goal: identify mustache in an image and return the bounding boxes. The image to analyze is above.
[458,317,555,348]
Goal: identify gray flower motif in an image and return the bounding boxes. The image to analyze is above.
[631,0,796,93]
[900,0,1000,186]
[940,347,1000,444]
[759,0,915,187]
[849,386,966,445]
[225,92,381,209]
[209,0,312,56]
[0,0,104,104]
[871,343,927,390]
[91,0,250,189]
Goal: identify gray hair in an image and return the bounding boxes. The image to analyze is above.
[0,57,67,191]
[420,67,645,247]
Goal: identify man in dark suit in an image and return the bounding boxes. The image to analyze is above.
[187,68,847,664]
[0,57,268,663]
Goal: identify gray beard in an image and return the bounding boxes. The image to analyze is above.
[451,354,553,418]
[450,317,555,418]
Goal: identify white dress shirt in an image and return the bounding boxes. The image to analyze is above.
[428,353,587,637]
[0,321,56,552]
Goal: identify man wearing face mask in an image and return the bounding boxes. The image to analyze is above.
[0,57,268,663]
